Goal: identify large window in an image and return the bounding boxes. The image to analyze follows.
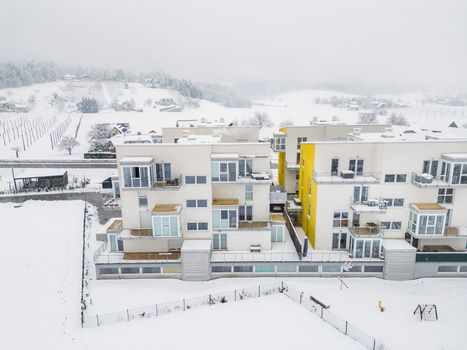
[408,210,445,236]
[332,232,347,249]
[155,163,171,181]
[350,237,381,258]
[385,174,407,183]
[452,164,467,185]
[186,199,208,208]
[211,161,237,182]
[213,209,237,229]
[438,188,454,204]
[187,222,208,231]
[213,233,227,249]
[271,225,285,242]
[122,166,150,188]
[349,159,364,175]
[353,186,368,203]
[238,159,253,177]
[152,215,180,237]
[423,160,438,176]
[331,158,339,176]
[333,212,349,228]
[297,137,307,150]
[239,205,253,221]
[245,184,253,200]
[185,175,207,184]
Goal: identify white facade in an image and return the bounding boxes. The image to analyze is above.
[115,141,277,253]
[300,134,467,258]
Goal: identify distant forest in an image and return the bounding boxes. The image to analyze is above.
[0,61,251,108]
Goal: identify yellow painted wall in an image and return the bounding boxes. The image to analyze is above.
[277,127,287,186]
[298,143,318,248]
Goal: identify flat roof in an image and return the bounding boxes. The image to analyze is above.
[411,203,446,211]
[383,239,416,251]
[15,169,67,179]
[120,156,154,165]
[442,153,467,162]
[212,198,239,206]
[152,204,181,213]
[211,153,239,159]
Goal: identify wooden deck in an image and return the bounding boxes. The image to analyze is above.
[131,229,152,237]
[212,198,239,206]
[239,221,269,229]
[152,204,180,213]
[423,245,456,252]
[445,226,460,235]
[412,203,446,211]
[106,219,122,232]
[123,251,181,260]
[351,226,381,236]
[270,213,285,222]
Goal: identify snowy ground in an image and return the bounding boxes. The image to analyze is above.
[1,200,466,350]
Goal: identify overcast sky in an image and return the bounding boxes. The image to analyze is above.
[1,0,467,91]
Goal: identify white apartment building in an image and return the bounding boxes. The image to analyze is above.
[298,127,467,260]
[106,135,287,262]
[273,124,389,194]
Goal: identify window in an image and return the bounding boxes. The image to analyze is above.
[349,159,364,175]
[383,198,393,206]
[239,205,253,221]
[185,175,207,184]
[423,160,438,177]
[353,186,368,203]
[409,210,445,236]
[333,212,349,228]
[438,188,454,204]
[331,158,339,176]
[393,198,404,207]
[213,209,237,229]
[155,163,171,181]
[271,225,285,242]
[138,196,148,207]
[152,215,180,237]
[185,176,196,184]
[353,239,381,258]
[381,221,402,230]
[233,266,253,273]
[364,265,383,273]
[186,199,207,208]
[213,233,227,249]
[187,222,208,231]
[385,174,407,183]
[212,265,231,273]
[332,232,347,249]
[296,152,301,164]
[297,137,307,149]
[245,184,253,200]
[438,266,458,273]
[142,267,161,274]
[122,166,150,188]
[451,164,467,185]
[99,267,119,275]
[211,161,237,182]
[274,136,286,151]
[239,159,253,177]
[121,267,140,274]
[396,174,407,182]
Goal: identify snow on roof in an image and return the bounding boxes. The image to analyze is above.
[15,169,67,179]
[441,153,467,162]
[181,239,212,251]
[119,156,154,165]
[211,153,239,159]
[383,239,416,251]
[177,134,221,144]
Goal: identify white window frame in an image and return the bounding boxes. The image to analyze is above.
[245,184,253,201]
[212,209,238,229]
[211,161,237,182]
[437,188,454,204]
[122,165,151,188]
[152,215,181,237]
[212,233,227,250]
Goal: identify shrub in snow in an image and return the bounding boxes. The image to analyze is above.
[57,136,79,155]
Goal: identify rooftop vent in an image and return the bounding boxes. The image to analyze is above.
[381,127,395,138]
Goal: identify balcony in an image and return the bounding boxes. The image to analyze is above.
[349,223,382,237]
[313,170,380,184]
[286,162,300,170]
[416,251,467,262]
[350,197,387,213]
[152,174,183,190]
[238,221,271,230]
[411,172,449,187]
[236,172,272,184]
[270,185,287,204]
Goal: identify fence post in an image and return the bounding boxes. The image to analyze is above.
[183,299,186,311]
[281,281,284,291]
[258,285,261,297]
[234,289,237,302]
[96,314,100,327]
[300,292,303,304]
[345,321,348,335]
[373,339,376,350]
[126,309,130,321]
[320,306,323,319]
[156,304,158,317]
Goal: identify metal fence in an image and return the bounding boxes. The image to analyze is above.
[83,281,285,327]
[284,287,389,350]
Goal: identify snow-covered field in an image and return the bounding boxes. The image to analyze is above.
[1,201,466,350]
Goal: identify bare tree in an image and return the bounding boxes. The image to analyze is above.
[387,113,409,126]
[10,145,21,158]
[358,113,377,124]
[88,123,111,141]
[57,136,79,155]
[246,111,274,128]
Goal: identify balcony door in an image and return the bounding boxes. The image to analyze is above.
[353,186,368,203]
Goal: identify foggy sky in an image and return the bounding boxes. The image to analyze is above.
[1,0,467,91]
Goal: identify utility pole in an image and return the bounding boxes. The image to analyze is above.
[11,168,17,193]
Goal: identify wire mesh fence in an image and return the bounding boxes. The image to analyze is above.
[83,281,285,327]
[284,286,389,350]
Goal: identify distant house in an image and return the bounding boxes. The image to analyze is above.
[449,122,459,128]
[158,98,175,106]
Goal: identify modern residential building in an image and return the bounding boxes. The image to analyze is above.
[101,132,287,265]
[273,124,389,194]
[162,126,260,143]
[297,127,467,261]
